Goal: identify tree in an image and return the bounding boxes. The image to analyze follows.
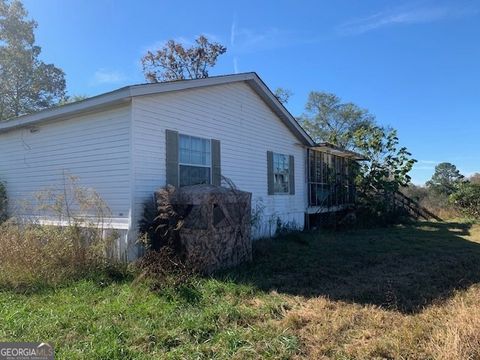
[58,95,88,106]
[274,87,292,105]
[349,126,417,224]
[426,162,464,195]
[354,126,417,197]
[0,0,66,121]
[300,91,376,149]
[141,35,227,83]
[299,90,416,217]
[450,182,480,219]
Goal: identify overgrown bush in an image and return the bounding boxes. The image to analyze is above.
[402,184,462,219]
[450,183,480,220]
[138,185,184,252]
[0,221,121,290]
[137,186,193,289]
[0,174,126,290]
[32,173,112,227]
[0,181,7,222]
[134,247,193,291]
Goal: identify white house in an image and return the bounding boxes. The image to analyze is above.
[0,72,362,260]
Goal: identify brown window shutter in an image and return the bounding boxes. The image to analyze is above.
[267,151,274,195]
[165,129,179,187]
[211,139,221,186]
[289,155,295,195]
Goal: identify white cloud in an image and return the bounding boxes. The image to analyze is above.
[337,3,477,36]
[231,27,296,53]
[91,69,127,85]
[230,16,237,46]
[233,57,239,73]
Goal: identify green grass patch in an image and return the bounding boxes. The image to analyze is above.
[1,220,480,359]
[0,277,297,359]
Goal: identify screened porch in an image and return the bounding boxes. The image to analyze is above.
[307,144,364,212]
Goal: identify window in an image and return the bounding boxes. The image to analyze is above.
[179,134,211,187]
[273,152,290,194]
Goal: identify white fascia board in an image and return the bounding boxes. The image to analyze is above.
[0,89,131,134]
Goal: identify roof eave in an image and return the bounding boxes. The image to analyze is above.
[244,74,314,147]
[311,142,368,161]
[0,88,132,134]
[0,72,315,147]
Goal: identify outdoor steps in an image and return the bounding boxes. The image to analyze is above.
[394,191,443,221]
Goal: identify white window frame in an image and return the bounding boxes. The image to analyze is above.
[273,152,290,194]
[178,134,212,187]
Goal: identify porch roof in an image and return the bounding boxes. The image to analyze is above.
[310,142,367,161]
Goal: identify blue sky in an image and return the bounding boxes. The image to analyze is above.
[23,0,480,184]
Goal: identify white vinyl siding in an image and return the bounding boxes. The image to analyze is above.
[0,106,132,224]
[0,78,311,260]
[132,82,306,238]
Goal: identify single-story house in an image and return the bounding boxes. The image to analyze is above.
[0,72,363,260]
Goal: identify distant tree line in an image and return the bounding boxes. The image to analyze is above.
[404,163,480,220]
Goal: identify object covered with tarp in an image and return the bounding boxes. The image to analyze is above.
[168,184,252,273]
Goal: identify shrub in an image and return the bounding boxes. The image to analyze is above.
[136,186,195,289]
[0,221,122,290]
[402,184,461,220]
[0,174,127,290]
[450,183,480,220]
[134,247,193,291]
[138,185,184,252]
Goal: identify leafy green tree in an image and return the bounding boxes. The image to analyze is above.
[450,182,480,219]
[300,92,376,149]
[354,126,417,198]
[426,162,464,195]
[0,0,66,121]
[141,35,227,83]
[274,87,292,105]
[350,126,417,224]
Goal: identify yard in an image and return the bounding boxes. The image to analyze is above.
[1,221,480,359]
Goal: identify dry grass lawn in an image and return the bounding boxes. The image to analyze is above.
[1,221,480,359]
[227,221,480,359]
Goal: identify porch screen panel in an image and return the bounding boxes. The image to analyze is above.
[308,149,355,207]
